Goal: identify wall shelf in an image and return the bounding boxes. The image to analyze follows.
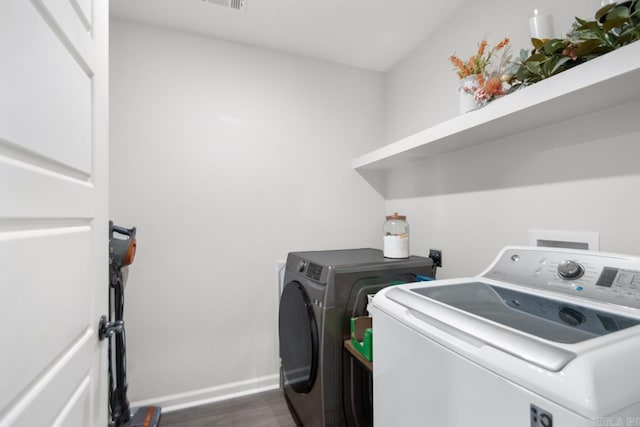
[353,42,640,176]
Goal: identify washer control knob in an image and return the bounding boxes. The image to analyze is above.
[297,260,307,273]
[557,260,584,280]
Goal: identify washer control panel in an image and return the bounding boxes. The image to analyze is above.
[484,247,640,309]
[306,263,323,281]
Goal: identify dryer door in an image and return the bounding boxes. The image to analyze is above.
[279,281,319,394]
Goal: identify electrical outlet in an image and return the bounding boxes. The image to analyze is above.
[429,249,442,267]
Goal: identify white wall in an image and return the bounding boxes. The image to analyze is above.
[109,19,385,405]
[384,0,640,278]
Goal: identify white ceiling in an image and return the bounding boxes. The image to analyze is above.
[110,0,465,72]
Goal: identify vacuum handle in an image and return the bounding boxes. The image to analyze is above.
[112,225,136,237]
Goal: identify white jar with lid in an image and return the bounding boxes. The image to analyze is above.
[383,213,409,258]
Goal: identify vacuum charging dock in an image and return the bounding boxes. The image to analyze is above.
[118,406,161,427]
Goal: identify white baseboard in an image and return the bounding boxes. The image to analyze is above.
[130,373,280,413]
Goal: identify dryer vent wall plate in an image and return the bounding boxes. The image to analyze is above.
[200,0,247,12]
[528,229,599,251]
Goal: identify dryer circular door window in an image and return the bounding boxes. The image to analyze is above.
[279,281,319,394]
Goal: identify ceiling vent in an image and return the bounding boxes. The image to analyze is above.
[200,0,247,12]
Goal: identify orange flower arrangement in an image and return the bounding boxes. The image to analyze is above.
[450,38,509,79]
[450,38,511,105]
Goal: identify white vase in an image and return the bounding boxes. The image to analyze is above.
[459,75,480,114]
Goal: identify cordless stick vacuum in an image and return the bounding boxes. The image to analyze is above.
[103,222,161,427]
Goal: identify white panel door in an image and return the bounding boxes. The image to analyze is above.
[0,0,108,426]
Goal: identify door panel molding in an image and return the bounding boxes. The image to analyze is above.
[0,228,92,413]
[69,0,92,32]
[0,219,91,233]
[50,376,91,427]
[0,136,91,182]
[0,0,92,173]
[0,330,92,427]
[30,0,95,75]
[0,157,93,218]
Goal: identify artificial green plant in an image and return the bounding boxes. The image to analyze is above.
[505,0,640,86]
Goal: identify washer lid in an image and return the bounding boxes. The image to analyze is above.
[386,284,585,371]
[411,282,640,344]
[388,282,640,371]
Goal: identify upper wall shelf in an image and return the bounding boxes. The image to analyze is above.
[353,42,640,174]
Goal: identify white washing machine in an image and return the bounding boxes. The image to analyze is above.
[372,246,640,427]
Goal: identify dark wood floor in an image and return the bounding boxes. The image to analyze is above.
[159,389,297,427]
